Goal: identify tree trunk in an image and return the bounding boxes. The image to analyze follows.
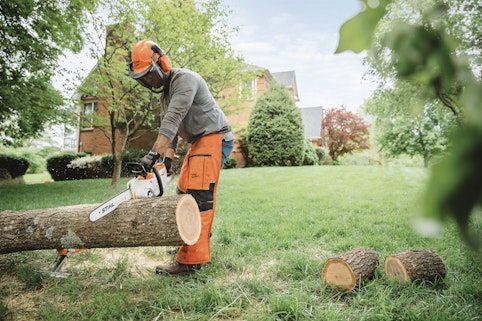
[423,153,430,168]
[111,154,123,188]
[321,247,378,291]
[0,194,200,255]
[384,250,446,283]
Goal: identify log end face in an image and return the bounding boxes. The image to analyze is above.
[385,250,446,283]
[176,195,201,245]
[321,258,356,291]
[384,257,408,283]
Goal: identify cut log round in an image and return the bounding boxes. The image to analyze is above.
[0,194,200,254]
[321,247,378,291]
[384,250,446,283]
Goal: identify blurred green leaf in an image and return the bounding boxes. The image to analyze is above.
[335,0,389,53]
[424,125,482,249]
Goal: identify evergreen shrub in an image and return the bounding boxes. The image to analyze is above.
[247,83,305,166]
[0,154,30,178]
[46,153,87,181]
[302,140,318,165]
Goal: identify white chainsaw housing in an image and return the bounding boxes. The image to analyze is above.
[89,163,171,222]
[128,164,168,198]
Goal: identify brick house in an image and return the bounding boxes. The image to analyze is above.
[66,62,301,168]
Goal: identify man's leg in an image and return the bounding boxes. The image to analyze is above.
[156,134,223,275]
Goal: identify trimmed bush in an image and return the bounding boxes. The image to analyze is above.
[19,152,45,174]
[303,140,318,165]
[223,157,237,169]
[315,147,326,162]
[235,129,254,167]
[46,153,87,181]
[247,83,305,166]
[0,154,30,178]
[100,149,149,177]
[68,155,110,179]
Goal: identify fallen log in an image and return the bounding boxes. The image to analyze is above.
[0,194,200,255]
[384,250,446,283]
[321,247,378,291]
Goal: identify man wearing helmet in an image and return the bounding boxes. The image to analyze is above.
[130,39,235,275]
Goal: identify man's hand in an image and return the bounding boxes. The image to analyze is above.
[139,151,160,171]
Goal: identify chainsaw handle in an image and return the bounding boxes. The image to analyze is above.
[126,162,147,177]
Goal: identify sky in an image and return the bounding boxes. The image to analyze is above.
[55,0,376,112]
[222,0,377,110]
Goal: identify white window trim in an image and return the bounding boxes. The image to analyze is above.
[82,101,97,130]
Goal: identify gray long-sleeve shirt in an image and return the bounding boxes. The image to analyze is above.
[159,68,234,149]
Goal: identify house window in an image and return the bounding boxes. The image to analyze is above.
[82,102,97,129]
[239,79,256,100]
[63,137,77,150]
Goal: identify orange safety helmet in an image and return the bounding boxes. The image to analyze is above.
[129,40,172,91]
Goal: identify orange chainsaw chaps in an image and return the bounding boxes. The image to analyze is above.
[176,133,223,265]
[177,209,214,264]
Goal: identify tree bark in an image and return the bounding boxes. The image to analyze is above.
[384,250,446,283]
[321,247,379,291]
[0,194,200,255]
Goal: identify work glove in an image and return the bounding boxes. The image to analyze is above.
[164,157,172,174]
[139,151,160,171]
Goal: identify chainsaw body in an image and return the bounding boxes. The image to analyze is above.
[127,162,168,198]
[89,162,171,222]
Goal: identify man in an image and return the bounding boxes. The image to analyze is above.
[129,39,235,275]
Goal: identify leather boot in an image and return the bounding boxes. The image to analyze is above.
[155,262,202,275]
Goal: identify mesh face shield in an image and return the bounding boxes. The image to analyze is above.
[129,53,166,91]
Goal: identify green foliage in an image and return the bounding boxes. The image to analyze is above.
[0,145,61,174]
[67,155,111,179]
[338,0,482,248]
[234,129,254,167]
[44,149,148,181]
[16,265,44,290]
[0,0,100,144]
[302,140,318,165]
[100,148,149,177]
[335,0,389,53]
[425,126,482,249]
[20,153,45,174]
[223,157,237,169]
[46,153,87,181]
[314,147,326,162]
[247,83,305,166]
[141,0,246,98]
[0,301,9,320]
[0,154,30,179]
[365,86,458,167]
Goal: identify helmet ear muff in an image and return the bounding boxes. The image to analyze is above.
[151,44,172,73]
[159,55,172,73]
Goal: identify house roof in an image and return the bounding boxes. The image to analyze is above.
[272,71,299,101]
[243,63,274,82]
[299,106,323,139]
[243,64,298,100]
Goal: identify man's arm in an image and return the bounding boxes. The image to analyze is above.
[152,133,175,158]
[139,133,175,171]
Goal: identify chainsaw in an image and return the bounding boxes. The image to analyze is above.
[89,162,172,222]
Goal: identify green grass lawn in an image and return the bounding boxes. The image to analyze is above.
[0,166,480,320]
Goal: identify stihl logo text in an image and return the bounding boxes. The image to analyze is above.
[102,203,115,213]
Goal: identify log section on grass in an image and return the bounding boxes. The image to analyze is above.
[321,246,378,291]
[384,250,446,283]
[0,194,201,254]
